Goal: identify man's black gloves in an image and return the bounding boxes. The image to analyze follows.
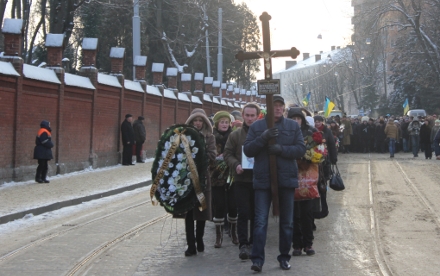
[268,144,283,155]
[261,128,278,142]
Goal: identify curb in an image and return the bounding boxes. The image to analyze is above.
[0,180,152,225]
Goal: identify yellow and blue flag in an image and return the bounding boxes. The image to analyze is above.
[302,92,311,107]
[403,98,409,115]
[323,96,335,118]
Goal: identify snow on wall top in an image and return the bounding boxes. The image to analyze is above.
[46,33,64,47]
[181,73,191,81]
[65,73,95,90]
[234,88,240,94]
[192,96,202,105]
[213,97,221,104]
[146,85,162,97]
[0,61,20,76]
[164,89,177,99]
[194,73,204,81]
[221,99,228,106]
[134,56,147,66]
[178,93,191,102]
[2,19,23,34]
[240,89,246,95]
[234,102,241,108]
[23,64,61,84]
[221,83,227,89]
[152,63,164,72]
[166,67,178,76]
[203,94,212,102]
[82,38,98,50]
[227,85,234,92]
[124,80,144,93]
[228,102,234,108]
[246,91,251,96]
[212,80,220,87]
[97,73,122,87]
[204,77,213,84]
[110,47,125,58]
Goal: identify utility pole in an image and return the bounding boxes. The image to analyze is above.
[217,8,223,84]
[204,5,211,77]
[132,0,141,80]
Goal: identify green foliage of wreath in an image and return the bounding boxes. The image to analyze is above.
[151,124,207,216]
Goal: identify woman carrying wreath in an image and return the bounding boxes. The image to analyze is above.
[183,108,217,256]
[210,111,238,248]
[287,107,322,256]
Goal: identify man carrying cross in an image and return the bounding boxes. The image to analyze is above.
[243,95,305,271]
[238,12,304,272]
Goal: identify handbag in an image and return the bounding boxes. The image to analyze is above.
[329,164,345,191]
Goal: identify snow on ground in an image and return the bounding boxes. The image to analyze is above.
[0,186,151,235]
[0,158,155,190]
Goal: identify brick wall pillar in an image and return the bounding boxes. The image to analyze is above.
[181,73,192,93]
[166,68,178,93]
[2,19,24,57]
[204,77,213,95]
[110,47,125,74]
[152,63,164,85]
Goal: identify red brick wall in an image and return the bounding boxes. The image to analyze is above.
[161,98,176,135]
[19,79,59,167]
[94,85,120,163]
[47,48,62,66]
[62,86,93,163]
[144,94,161,155]
[0,76,16,169]
[177,101,191,124]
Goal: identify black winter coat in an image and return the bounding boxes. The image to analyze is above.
[121,119,135,145]
[33,120,54,160]
[420,124,432,144]
[133,119,146,142]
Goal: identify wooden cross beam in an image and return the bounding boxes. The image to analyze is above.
[235,12,300,216]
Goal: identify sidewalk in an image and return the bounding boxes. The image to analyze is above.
[0,160,154,224]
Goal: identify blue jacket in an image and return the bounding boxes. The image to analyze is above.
[243,117,306,190]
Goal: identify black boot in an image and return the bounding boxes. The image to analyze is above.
[213,217,224,248]
[228,215,239,245]
[185,215,196,256]
[196,220,205,252]
[35,168,43,183]
[41,167,50,183]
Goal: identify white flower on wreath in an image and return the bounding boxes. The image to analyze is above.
[181,184,188,192]
[169,184,176,192]
[165,141,171,150]
[161,151,167,158]
[192,153,196,159]
[175,175,181,181]
[169,162,174,168]
[176,162,183,170]
[158,159,164,167]
[178,189,185,196]
[187,172,191,179]
[180,143,185,148]
[190,140,195,147]
[176,183,182,189]
[184,179,191,186]
[192,147,199,154]
[160,194,168,201]
[172,170,179,178]
[168,178,175,185]
[160,179,164,184]
[161,187,166,193]
[317,144,325,151]
[177,153,184,161]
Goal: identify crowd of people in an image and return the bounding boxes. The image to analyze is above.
[320,113,440,159]
[174,99,440,272]
[177,96,342,272]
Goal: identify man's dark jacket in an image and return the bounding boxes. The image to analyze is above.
[121,119,135,145]
[243,117,306,190]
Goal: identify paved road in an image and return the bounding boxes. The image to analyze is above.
[1,153,439,275]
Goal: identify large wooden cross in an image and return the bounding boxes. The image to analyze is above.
[235,12,300,216]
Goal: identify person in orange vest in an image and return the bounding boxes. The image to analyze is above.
[33,120,54,183]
